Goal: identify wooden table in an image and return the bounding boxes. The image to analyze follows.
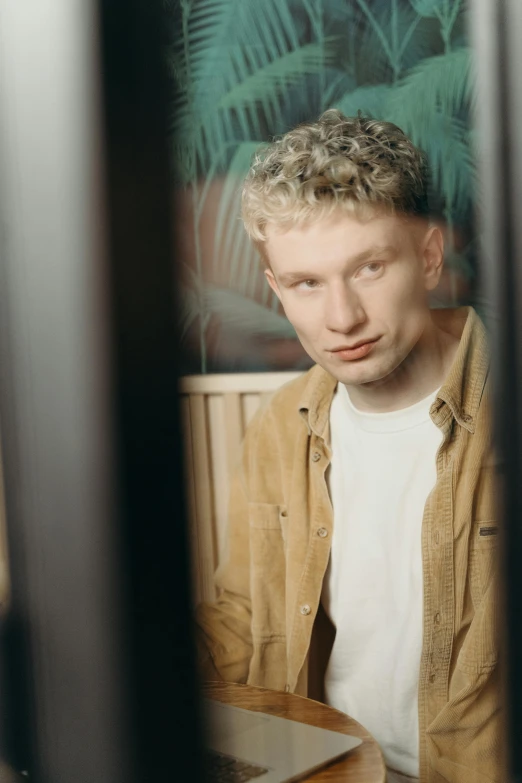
[204,681,386,783]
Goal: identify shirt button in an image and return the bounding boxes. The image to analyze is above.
[311,452,321,462]
[300,604,311,616]
[434,612,441,624]
[429,673,436,683]
[317,527,328,538]
[462,413,472,423]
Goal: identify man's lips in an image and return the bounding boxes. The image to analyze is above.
[329,338,380,361]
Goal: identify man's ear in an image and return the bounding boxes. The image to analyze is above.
[264,267,282,301]
[422,225,444,292]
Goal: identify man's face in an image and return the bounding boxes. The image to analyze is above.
[264,209,443,387]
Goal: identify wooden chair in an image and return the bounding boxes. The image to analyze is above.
[180,372,302,604]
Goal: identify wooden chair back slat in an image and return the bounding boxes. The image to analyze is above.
[180,372,302,603]
[186,394,217,603]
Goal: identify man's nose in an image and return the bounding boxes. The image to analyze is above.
[324,284,366,333]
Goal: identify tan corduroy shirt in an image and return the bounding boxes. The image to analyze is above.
[196,306,502,783]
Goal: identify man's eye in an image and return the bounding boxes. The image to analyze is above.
[296,279,319,290]
[359,262,383,277]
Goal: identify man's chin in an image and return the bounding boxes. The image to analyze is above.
[336,373,384,388]
[311,350,397,387]
[326,360,395,388]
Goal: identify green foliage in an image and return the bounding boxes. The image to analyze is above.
[171,0,333,177]
[332,47,475,215]
[335,84,393,118]
[409,0,445,17]
[171,0,475,372]
[390,47,472,120]
[205,287,296,339]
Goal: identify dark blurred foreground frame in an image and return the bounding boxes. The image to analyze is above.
[0,1,203,782]
[471,1,522,781]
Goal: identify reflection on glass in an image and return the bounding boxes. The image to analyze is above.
[172,2,502,781]
[189,101,499,782]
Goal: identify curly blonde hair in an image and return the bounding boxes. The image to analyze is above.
[241,109,429,242]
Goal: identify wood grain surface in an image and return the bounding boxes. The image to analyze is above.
[203,681,386,783]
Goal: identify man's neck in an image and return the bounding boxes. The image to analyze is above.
[344,315,461,414]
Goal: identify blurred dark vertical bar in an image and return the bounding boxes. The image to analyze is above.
[0,0,203,780]
[97,0,205,781]
[0,1,131,781]
[471,1,522,780]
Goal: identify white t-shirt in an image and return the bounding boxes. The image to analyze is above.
[322,384,442,780]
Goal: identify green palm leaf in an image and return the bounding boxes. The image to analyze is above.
[212,140,283,310]
[395,110,475,214]
[333,84,393,118]
[386,50,475,214]
[409,0,444,17]
[332,76,474,214]
[212,141,276,307]
[213,141,261,279]
[175,41,335,161]
[389,47,473,119]
[178,285,202,341]
[205,286,295,338]
[352,0,437,83]
[172,0,334,175]
[216,43,336,116]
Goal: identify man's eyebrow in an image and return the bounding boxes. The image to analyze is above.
[278,271,315,285]
[350,244,399,263]
[277,245,399,285]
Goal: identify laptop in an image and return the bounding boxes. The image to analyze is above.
[203,698,362,782]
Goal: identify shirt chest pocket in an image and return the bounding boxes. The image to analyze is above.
[248,503,288,636]
[469,520,499,609]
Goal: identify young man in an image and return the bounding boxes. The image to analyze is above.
[196,111,500,783]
